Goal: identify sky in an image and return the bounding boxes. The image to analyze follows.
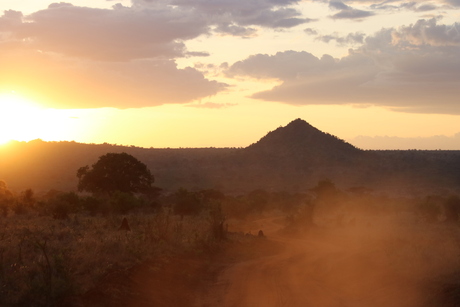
[0,0,459,149]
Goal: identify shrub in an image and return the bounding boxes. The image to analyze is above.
[109,191,142,214]
[81,196,107,215]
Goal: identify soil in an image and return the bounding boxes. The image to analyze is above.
[74,216,460,307]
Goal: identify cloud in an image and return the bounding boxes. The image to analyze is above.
[304,28,318,35]
[0,49,227,109]
[0,4,231,109]
[329,1,350,10]
[0,1,312,62]
[0,10,23,28]
[370,1,439,12]
[446,0,460,6]
[328,1,374,20]
[391,18,460,46]
[214,23,258,37]
[0,3,209,61]
[226,50,332,80]
[225,19,460,115]
[134,0,309,36]
[350,133,460,150]
[330,9,374,19]
[316,32,366,45]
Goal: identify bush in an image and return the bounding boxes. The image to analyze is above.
[81,196,108,216]
[173,188,204,217]
[109,191,142,214]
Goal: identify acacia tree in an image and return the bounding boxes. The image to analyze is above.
[77,152,154,196]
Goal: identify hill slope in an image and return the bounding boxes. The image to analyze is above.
[245,118,362,164]
[248,119,359,153]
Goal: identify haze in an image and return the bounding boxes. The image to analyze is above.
[0,0,459,149]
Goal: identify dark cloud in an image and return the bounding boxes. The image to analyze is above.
[316,32,365,45]
[328,1,374,20]
[330,9,375,19]
[214,23,257,37]
[446,0,460,6]
[304,28,318,35]
[225,19,460,115]
[329,1,351,10]
[415,4,438,11]
[134,0,309,36]
[272,17,313,28]
[371,1,439,12]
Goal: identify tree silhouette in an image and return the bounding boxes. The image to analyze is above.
[77,152,153,196]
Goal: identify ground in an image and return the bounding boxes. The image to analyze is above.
[75,214,460,307]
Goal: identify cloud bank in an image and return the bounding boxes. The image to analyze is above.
[0,0,459,112]
[226,19,460,114]
[0,0,312,109]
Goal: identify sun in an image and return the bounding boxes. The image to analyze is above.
[0,92,45,145]
[0,92,85,145]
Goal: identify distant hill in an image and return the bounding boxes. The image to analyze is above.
[1,119,460,195]
[248,119,359,153]
[245,118,363,164]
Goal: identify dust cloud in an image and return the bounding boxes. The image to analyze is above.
[201,210,460,307]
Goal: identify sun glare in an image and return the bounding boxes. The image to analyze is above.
[0,92,76,145]
[0,93,38,144]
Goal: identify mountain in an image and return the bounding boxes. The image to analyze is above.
[231,119,370,191]
[245,118,362,164]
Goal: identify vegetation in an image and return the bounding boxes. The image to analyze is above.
[77,152,154,196]
[1,120,460,305]
[1,119,460,195]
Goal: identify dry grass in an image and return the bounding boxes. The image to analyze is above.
[0,210,221,306]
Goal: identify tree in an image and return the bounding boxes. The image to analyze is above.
[77,152,154,196]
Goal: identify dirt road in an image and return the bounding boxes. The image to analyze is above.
[198,217,430,307]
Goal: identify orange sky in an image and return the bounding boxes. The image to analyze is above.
[1,0,460,149]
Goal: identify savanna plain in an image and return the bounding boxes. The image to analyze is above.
[1,120,460,307]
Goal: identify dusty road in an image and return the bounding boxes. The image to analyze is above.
[198,217,431,307]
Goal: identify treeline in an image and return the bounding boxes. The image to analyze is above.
[3,177,460,227]
[3,139,460,198]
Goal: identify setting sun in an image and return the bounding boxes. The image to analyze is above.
[0,93,40,144]
[0,92,78,145]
